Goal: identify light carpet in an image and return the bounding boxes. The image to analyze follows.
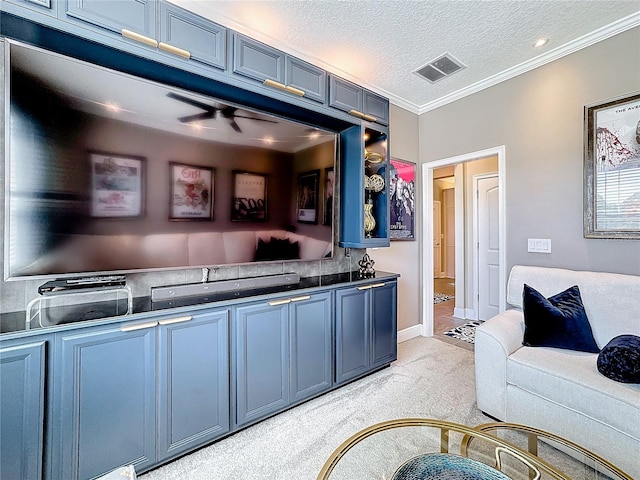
[139,337,490,480]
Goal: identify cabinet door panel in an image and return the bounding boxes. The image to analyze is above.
[232,33,284,83]
[329,75,363,113]
[335,288,369,384]
[290,293,332,402]
[286,56,326,103]
[364,90,389,125]
[64,0,157,38]
[159,2,226,70]
[53,325,156,480]
[235,302,289,427]
[157,311,230,460]
[371,282,398,368]
[0,340,46,480]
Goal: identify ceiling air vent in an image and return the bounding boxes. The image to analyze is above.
[414,53,466,83]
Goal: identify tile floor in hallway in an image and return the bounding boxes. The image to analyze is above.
[433,277,474,351]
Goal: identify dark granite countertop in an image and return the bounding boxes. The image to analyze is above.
[0,270,399,338]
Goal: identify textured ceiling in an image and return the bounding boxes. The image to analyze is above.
[171,0,640,113]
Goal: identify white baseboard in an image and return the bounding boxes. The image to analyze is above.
[453,307,476,320]
[397,324,423,343]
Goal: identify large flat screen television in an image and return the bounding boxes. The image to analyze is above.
[4,40,338,280]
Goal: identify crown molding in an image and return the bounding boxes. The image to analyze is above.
[416,11,640,114]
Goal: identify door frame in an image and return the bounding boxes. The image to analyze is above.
[421,146,507,336]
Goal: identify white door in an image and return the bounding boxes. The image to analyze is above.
[433,200,441,277]
[477,176,500,320]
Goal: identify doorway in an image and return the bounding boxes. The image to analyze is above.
[421,146,507,337]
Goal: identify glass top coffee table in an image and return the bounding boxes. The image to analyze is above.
[317,418,633,480]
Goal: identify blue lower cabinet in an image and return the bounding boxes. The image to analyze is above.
[289,292,332,403]
[233,292,333,428]
[157,311,230,461]
[51,321,157,480]
[0,337,48,480]
[335,280,398,384]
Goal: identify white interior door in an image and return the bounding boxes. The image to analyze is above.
[477,175,500,320]
[433,200,441,278]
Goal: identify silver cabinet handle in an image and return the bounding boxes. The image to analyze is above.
[120,320,158,332]
[370,283,386,288]
[158,315,193,326]
[357,285,373,290]
[121,29,158,48]
[158,42,191,59]
[268,299,291,306]
[290,295,311,302]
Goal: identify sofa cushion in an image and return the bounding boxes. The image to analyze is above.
[597,335,640,384]
[507,346,640,440]
[522,284,599,353]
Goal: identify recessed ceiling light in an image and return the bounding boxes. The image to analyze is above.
[309,131,320,140]
[105,102,121,113]
[533,38,549,48]
[263,136,274,145]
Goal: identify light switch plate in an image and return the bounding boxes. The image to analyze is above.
[527,238,551,253]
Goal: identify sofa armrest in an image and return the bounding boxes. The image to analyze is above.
[474,309,525,420]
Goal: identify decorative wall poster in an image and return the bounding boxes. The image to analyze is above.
[169,162,213,220]
[90,153,144,218]
[232,171,267,221]
[389,158,416,240]
[584,92,640,238]
[323,167,334,226]
[298,170,320,224]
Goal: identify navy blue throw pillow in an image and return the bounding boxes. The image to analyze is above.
[522,284,599,353]
[597,335,640,383]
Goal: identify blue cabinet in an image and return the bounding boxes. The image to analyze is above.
[0,337,48,480]
[340,124,390,248]
[51,320,157,480]
[234,299,289,427]
[157,310,230,461]
[233,33,326,103]
[335,280,397,384]
[158,1,226,71]
[2,0,57,17]
[233,292,332,427]
[329,75,389,125]
[63,0,157,39]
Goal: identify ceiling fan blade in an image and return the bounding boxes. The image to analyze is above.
[178,112,216,123]
[232,115,278,124]
[228,119,242,133]
[166,92,215,111]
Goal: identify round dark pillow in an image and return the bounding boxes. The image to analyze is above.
[597,334,640,383]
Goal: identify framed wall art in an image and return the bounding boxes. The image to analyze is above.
[584,91,640,239]
[389,158,416,240]
[297,170,320,224]
[169,162,213,220]
[232,171,267,221]
[323,167,334,226]
[90,152,145,218]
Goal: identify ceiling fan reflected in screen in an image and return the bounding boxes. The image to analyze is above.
[166,92,278,133]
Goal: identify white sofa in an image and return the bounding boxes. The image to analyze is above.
[24,230,332,275]
[475,265,640,478]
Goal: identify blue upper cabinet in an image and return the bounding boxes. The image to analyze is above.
[158,1,226,70]
[329,75,389,126]
[63,0,157,39]
[233,33,326,104]
[3,0,57,17]
[340,124,390,248]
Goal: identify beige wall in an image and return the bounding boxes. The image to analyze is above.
[420,27,640,278]
[370,104,420,332]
